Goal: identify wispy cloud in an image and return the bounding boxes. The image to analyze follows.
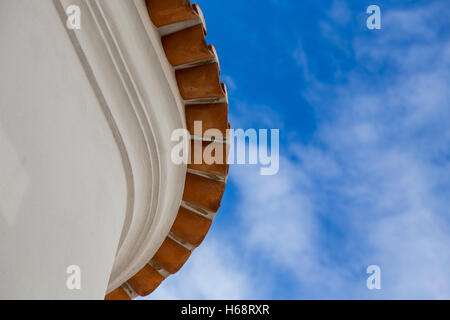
[149,240,252,300]
[290,1,450,298]
[150,0,450,299]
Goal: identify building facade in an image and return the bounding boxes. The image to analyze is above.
[0,0,229,299]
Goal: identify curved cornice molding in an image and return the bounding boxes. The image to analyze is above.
[54,0,188,294]
[54,0,230,299]
[104,0,230,300]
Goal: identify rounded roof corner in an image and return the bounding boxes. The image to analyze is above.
[106,0,230,300]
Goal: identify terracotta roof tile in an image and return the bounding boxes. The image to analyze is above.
[152,237,192,274]
[176,63,226,101]
[146,0,199,27]
[185,103,229,137]
[171,206,213,247]
[183,173,226,212]
[105,286,131,300]
[127,264,165,296]
[162,25,215,68]
[188,140,229,178]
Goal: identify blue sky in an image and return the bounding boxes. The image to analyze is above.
[151,0,450,299]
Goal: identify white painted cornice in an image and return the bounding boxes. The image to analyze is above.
[54,0,187,293]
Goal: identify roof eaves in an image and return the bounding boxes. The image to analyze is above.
[106,0,230,300]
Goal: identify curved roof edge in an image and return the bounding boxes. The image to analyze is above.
[106,0,230,300]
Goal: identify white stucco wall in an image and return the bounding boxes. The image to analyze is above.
[0,1,128,299]
[0,0,187,299]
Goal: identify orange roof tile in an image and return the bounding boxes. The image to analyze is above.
[185,103,229,136]
[171,206,213,247]
[176,63,226,101]
[162,25,216,68]
[127,264,165,296]
[105,286,131,300]
[146,0,200,28]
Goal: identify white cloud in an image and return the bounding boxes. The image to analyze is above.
[328,0,351,26]
[148,1,450,299]
[149,240,252,300]
[295,1,450,298]
[228,0,450,298]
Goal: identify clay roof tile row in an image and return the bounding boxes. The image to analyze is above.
[105,0,229,300]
